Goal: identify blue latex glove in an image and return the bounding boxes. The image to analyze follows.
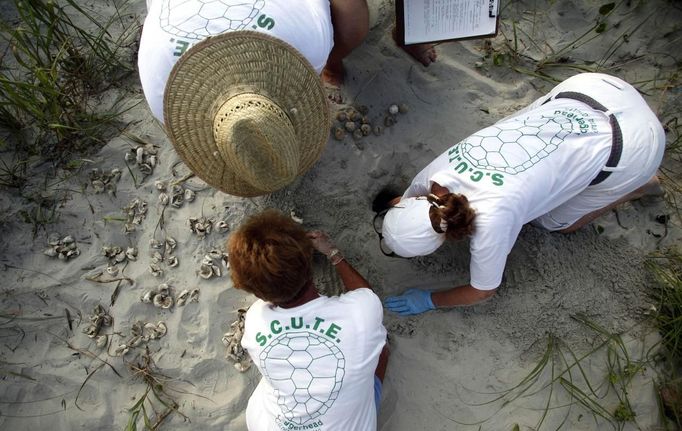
[384,288,435,316]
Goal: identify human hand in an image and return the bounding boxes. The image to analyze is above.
[384,288,435,316]
[306,230,336,257]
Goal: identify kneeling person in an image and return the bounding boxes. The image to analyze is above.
[382,73,666,315]
[230,210,389,430]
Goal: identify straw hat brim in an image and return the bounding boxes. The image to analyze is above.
[163,31,330,197]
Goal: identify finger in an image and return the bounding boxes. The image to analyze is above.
[383,297,406,306]
[384,300,407,309]
[387,305,411,314]
[306,231,321,239]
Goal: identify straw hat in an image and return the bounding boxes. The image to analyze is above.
[163,31,330,197]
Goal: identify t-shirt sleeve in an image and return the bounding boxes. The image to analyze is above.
[404,152,455,198]
[241,299,268,354]
[469,216,523,290]
[402,160,444,198]
[342,288,386,339]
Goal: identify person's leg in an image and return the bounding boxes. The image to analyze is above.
[375,343,390,382]
[323,0,369,99]
[533,74,666,233]
[374,343,390,414]
[560,175,664,233]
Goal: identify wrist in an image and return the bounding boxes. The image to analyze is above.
[425,291,436,310]
[327,248,344,265]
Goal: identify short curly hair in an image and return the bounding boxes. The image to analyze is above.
[227,209,313,304]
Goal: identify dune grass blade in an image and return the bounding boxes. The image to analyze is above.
[559,377,615,425]
[0,0,135,160]
[646,251,682,357]
[125,348,188,430]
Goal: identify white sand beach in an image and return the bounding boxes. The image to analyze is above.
[0,0,681,429]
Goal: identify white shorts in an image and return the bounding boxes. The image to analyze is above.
[530,73,665,230]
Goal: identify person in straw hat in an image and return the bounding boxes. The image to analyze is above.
[376,73,666,316]
[138,0,369,196]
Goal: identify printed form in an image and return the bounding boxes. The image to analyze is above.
[403,0,498,44]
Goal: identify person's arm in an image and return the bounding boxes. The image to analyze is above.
[385,217,509,315]
[307,230,370,292]
[384,284,496,316]
[331,258,370,292]
[431,284,496,307]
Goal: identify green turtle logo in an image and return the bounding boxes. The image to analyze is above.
[455,115,573,175]
[260,331,345,425]
[160,0,265,40]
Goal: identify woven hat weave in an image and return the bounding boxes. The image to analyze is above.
[163,31,330,197]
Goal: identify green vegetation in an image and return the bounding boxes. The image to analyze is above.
[0,0,138,232]
[487,0,681,93]
[0,0,136,159]
[459,250,682,430]
[647,250,682,428]
[125,348,187,431]
[456,314,650,430]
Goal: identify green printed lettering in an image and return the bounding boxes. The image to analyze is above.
[491,173,504,186]
[290,317,303,329]
[172,40,189,57]
[270,319,282,334]
[257,14,275,30]
[448,146,458,155]
[470,171,483,182]
[455,161,468,174]
[256,332,267,346]
[325,323,341,338]
[312,317,325,330]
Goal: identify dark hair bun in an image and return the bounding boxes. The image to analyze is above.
[428,193,475,240]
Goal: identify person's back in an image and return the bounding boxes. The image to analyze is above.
[242,289,385,429]
[228,210,388,430]
[138,0,334,122]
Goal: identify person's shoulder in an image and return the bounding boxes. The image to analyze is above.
[338,288,382,310]
[244,299,270,321]
[340,287,377,300]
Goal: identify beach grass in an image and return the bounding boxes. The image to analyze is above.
[659,116,682,222]
[0,0,138,232]
[646,249,682,428]
[456,313,659,430]
[0,0,137,160]
[125,347,187,430]
[493,0,675,87]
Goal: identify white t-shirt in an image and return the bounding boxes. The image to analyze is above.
[138,0,334,122]
[403,100,612,289]
[241,288,387,431]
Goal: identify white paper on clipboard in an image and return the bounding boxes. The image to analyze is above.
[403,0,499,45]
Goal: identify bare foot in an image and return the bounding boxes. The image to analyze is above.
[630,175,665,206]
[400,43,437,66]
[392,26,437,66]
[322,61,344,104]
[639,175,665,197]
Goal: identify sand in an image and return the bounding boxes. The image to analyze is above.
[0,0,681,429]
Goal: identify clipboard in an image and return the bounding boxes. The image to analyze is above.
[396,0,500,46]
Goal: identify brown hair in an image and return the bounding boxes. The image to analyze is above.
[427,193,476,240]
[227,209,313,304]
